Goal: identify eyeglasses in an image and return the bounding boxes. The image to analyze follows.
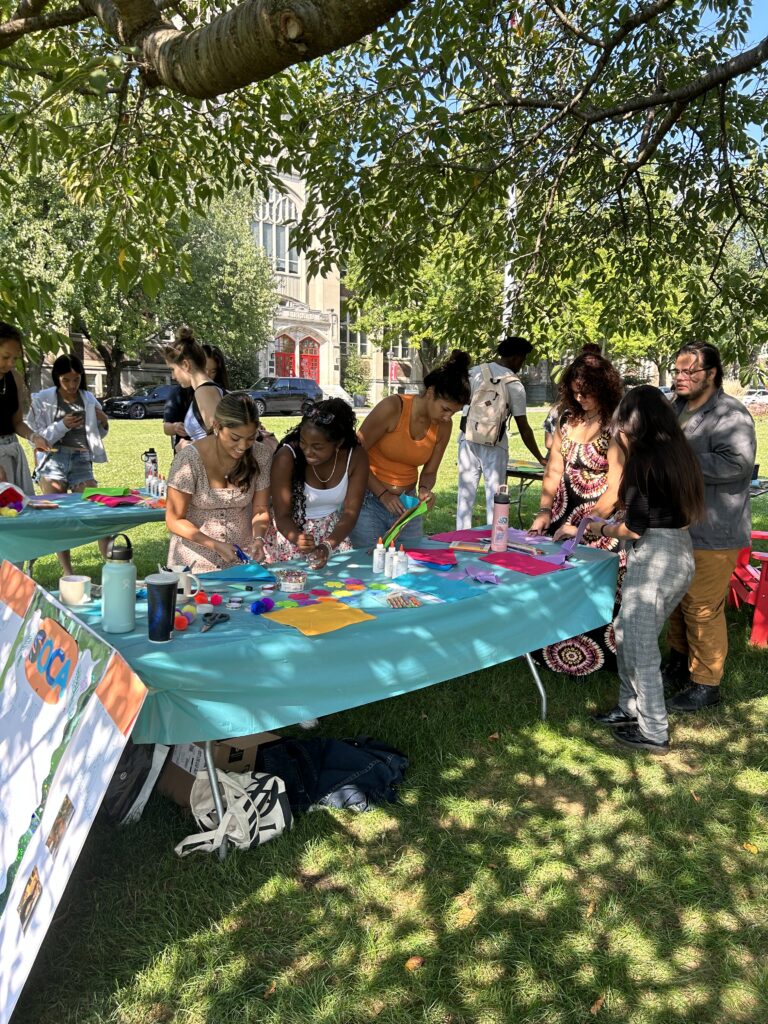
[670,367,708,379]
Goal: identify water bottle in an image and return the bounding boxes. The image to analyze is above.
[490,485,510,552]
[102,533,137,633]
[372,537,386,574]
[142,448,158,487]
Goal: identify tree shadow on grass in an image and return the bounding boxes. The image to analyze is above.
[13,625,768,1024]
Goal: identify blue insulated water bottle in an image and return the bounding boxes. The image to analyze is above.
[102,533,137,633]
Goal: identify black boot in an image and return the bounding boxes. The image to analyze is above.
[611,724,670,756]
[661,650,690,697]
[666,683,721,713]
[592,706,638,727]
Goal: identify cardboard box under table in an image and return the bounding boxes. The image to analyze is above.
[158,731,281,807]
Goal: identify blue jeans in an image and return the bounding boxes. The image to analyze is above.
[35,448,96,488]
[350,488,425,551]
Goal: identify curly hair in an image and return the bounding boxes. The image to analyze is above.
[212,392,263,491]
[559,351,624,425]
[422,349,471,405]
[278,398,359,527]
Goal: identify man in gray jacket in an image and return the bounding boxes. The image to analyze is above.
[664,341,756,712]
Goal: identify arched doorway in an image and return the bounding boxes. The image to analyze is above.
[299,337,320,382]
[274,335,296,377]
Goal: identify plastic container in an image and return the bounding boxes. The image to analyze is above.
[384,543,396,578]
[274,569,307,593]
[490,485,510,552]
[102,533,137,633]
[372,537,386,574]
[393,545,409,578]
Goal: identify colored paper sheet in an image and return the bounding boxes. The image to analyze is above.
[430,528,493,542]
[382,500,429,548]
[263,601,376,636]
[199,562,275,584]
[83,493,144,507]
[405,548,458,567]
[80,487,135,498]
[392,572,477,602]
[480,551,564,576]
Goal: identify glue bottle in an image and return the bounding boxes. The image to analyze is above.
[394,544,409,578]
[384,542,397,577]
[372,537,386,574]
[490,485,510,552]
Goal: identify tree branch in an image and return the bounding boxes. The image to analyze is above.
[540,0,604,49]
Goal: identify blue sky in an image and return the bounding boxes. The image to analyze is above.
[748,7,768,44]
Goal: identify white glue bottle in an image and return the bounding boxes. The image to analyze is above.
[372,537,386,574]
[384,543,397,577]
[393,544,409,578]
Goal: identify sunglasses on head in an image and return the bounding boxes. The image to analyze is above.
[304,406,335,425]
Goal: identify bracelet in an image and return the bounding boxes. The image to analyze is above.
[599,523,607,537]
[376,488,387,499]
[538,507,552,515]
[319,540,334,558]
[252,536,265,545]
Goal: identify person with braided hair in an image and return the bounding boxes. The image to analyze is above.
[264,399,369,569]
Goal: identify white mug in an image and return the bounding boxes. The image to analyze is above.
[165,564,200,599]
[59,575,92,606]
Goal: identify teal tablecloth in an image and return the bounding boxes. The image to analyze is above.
[73,542,619,745]
[0,493,165,562]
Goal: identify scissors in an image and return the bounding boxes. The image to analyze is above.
[200,611,230,633]
[234,545,251,564]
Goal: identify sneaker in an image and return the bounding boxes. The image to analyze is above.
[591,706,638,727]
[666,683,720,714]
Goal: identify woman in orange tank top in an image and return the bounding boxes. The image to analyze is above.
[350,350,471,550]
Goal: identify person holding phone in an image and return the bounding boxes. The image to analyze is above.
[26,352,110,575]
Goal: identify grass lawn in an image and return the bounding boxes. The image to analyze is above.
[12,411,768,1024]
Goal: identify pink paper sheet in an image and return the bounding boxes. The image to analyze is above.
[405,548,458,567]
[480,551,564,576]
[430,529,492,542]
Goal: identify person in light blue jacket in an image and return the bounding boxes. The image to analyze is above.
[27,353,110,575]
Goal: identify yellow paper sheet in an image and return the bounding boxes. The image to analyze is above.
[264,601,376,636]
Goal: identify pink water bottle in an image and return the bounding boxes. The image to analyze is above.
[490,485,510,552]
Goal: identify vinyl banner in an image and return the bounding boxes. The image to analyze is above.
[0,562,147,1024]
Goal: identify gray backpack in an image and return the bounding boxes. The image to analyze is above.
[463,365,517,446]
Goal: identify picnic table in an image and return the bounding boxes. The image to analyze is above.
[506,458,545,526]
[0,492,165,563]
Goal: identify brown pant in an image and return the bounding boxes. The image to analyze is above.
[666,547,741,687]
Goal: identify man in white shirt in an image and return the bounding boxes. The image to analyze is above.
[456,336,546,529]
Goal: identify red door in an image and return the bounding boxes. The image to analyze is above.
[274,336,295,377]
[299,338,320,381]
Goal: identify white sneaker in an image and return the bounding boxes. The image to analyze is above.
[299,718,320,730]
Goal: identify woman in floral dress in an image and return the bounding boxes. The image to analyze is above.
[529,349,626,675]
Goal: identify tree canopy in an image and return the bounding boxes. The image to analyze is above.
[2,1,768,366]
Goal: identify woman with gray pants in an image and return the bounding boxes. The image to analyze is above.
[584,386,706,755]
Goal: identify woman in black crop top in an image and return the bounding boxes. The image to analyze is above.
[590,386,705,756]
[0,322,50,490]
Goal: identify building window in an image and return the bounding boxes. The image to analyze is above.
[254,190,300,276]
[340,302,368,356]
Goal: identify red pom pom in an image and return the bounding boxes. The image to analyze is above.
[210,593,223,606]
[193,591,208,605]
[173,613,189,631]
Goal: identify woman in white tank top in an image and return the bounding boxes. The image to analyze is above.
[264,398,369,568]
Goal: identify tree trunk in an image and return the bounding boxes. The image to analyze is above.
[96,343,125,396]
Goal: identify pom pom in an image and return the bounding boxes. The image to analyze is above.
[193,591,209,605]
[181,604,197,617]
[250,597,276,615]
[210,593,223,607]
[173,613,189,631]
[183,611,195,624]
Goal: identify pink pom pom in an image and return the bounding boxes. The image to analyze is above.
[210,593,223,607]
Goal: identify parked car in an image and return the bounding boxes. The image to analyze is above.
[657,385,675,400]
[743,388,768,406]
[321,384,354,407]
[102,383,176,420]
[245,376,323,416]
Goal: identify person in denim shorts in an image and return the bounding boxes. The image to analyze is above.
[27,353,110,575]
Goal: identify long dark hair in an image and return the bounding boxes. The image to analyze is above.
[279,398,359,527]
[559,350,624,425]
[202,344,230,390]
[52,353,87,392]
[612,385,705,524]
[213,392,263,491]
[422,349,471,406]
